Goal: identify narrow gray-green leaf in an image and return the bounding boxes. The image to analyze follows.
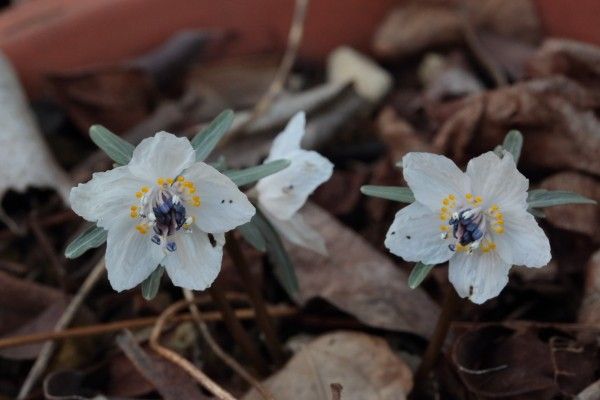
[238,220,267,252]
[192,109,234,161]
[502,129,523,163]
[89,125,134,166]
[65,224,107,259]
[210,155,228,172]
[141,266,165,300]
[224,159,291,187]
[253,209,299,296]
[527,190,596,209]
[360,185,415,203]
[408,262,435,289]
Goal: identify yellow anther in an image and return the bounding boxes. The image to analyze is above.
[135,224,148,234]
[130,211,138,218]
[188,187,196,194]
[495,220,504,225]
[490,204,499,212]
[439,214,447,221]
[177,176,185,182]
[135,191,143,199]
[449,194,456,200]
[192,195,201,207]
[465,193,473,200]
[442,198,449,206]
[167,178,174,184]
[494,226,505,234]
[441,207,448,213]
[157,178,165,186]
[130,205,138,211]
[184,181,194,188]
[141,186,149,193]
[439,225,449,232]
[475,196,483,203]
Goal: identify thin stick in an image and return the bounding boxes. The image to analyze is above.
[29,216,67,290]
[150,299,236,400]
[17,257,106,399]
[226,232,284,364]
[412,287,462,394]
[0,304,298,350]
[221,0,310,144]
[209,280,269,374]
[183,289,275,400]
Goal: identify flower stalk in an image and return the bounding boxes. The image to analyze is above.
[225,232,285,364]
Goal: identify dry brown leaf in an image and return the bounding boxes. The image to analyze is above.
[539,172,600,241]
[372,0,540,59]
[377,106,435,163]
[244,331,413,400]
[290,203,439,338]
[0,52,71,205]
[578,250,600,325]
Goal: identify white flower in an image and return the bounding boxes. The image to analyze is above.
[70,132,255,291]
[255,112,334,255]
[386,151,551,304]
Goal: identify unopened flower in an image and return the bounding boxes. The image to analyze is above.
[256,112,334,255]
[70,132,255,291]
[386,151,551,304]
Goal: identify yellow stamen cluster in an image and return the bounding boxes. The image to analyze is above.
[192,195,201,207]
[135,185,150,199]
[455,243,467,252]
[481,240,497,253]
[439,225,450,232]
[130,205,139,219]
[183,180,196,194]
[440,194,457,221]
[466,193,483,206]
[488,204,504,234]
[135,223,149,234]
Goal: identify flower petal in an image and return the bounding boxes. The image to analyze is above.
[402,152,471,212]
[266,112,305,161]
[384,202,454,265]
[105,217,165,291]
[128,131,195,181]
[163,231,225,290]
[184,162,255,233]
[466,151,528,211]
[256,149,333,220]
[449,251,511,304]
[493,208,551,268]
[70,166,147,230]
[262,206,328,255]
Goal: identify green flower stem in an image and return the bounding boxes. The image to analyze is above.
[412,286,462,396]
[226,232,285,365]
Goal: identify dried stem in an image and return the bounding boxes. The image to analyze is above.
[149,299,236,400]
[0,303,297,350]
[183,289,275,400]
[29,215,67,290]
[17,257,106,399]
[412,287,462,396]
[226,232,284,364]
[209,280,269,374]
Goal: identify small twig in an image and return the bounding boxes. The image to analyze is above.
[226,232,285,364]
[330,383,343,400]
[149,299,237,400]
[29,215,67,290]
[0,303,298,350]
[456,364,508,375]
[209,280,269,374]
[17,257,106,399]
[222,0,310,144]
[183,289,275,400]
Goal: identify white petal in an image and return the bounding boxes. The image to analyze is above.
[70,166,147,230]
[449,251,511,304]
[493,208,551,268]
[466,151,528,211]
[384,202,454,265]
[402,152,471,212]
[256,149,333,220]
[266,112,305,161]
[163,230,225,290]
[105,217,165,291]
[128,131,195,181]
[263,206,328,255]
[183,162,255,233]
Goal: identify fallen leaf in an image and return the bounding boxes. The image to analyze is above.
[452,325,597,399]
[0,51,71,205]
[115,330,209,400]
[376,106,434,163]
[290,203,439,338]
[244,331,413,400]
[578,250,600,325]
[539,172,600,241]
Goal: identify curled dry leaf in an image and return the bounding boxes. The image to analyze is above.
[0,52,71,204]
[290,203,439,338]
[434,77,600,175]
[452,325,598,399]
[578,250,600,325]
[372,0,540,59]
[244,331,413,400]
[539,172,600,241]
